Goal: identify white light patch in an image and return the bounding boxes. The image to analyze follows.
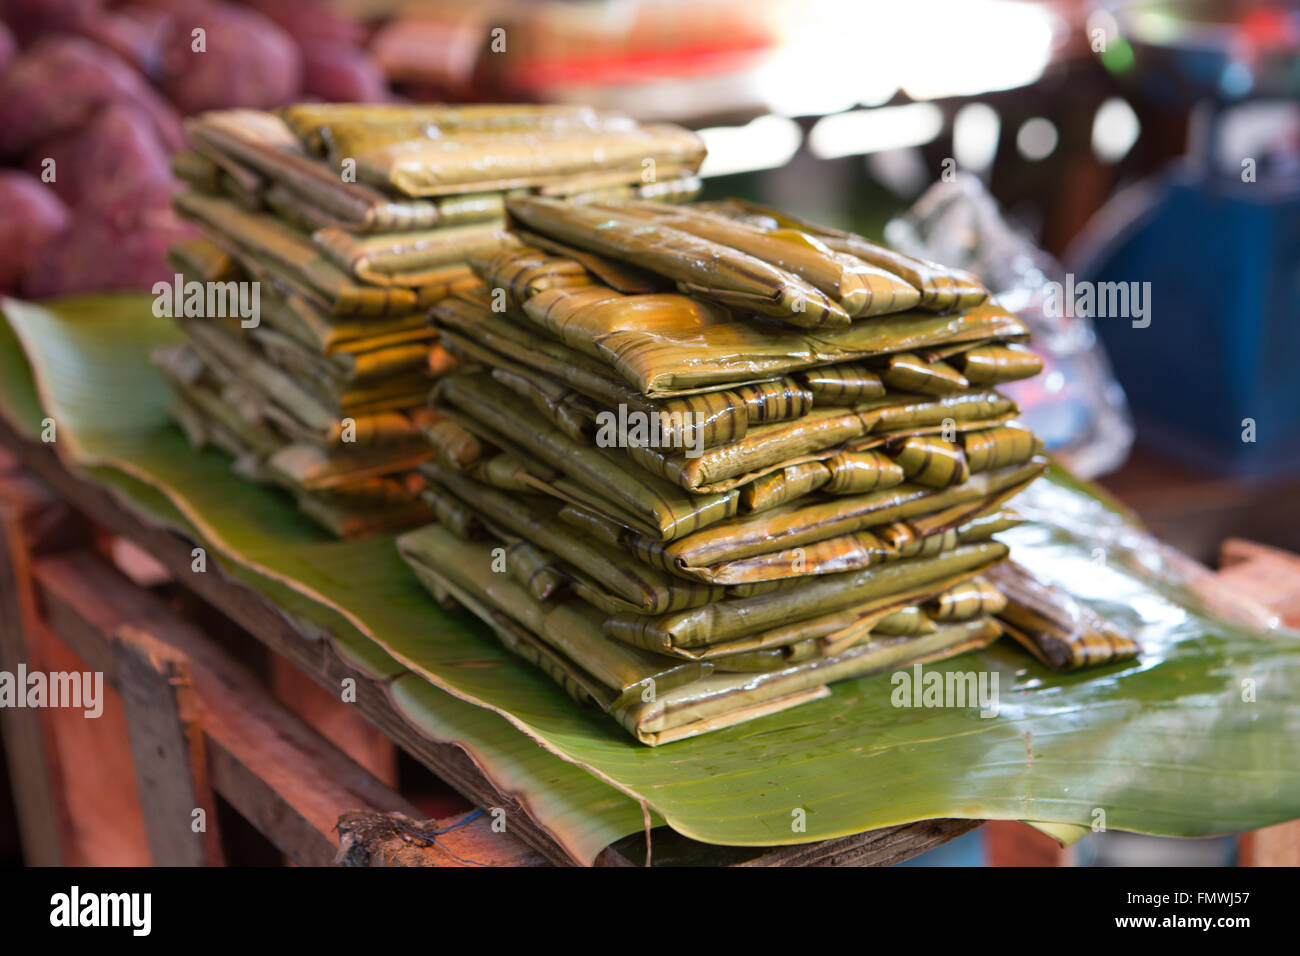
[696,115,803,178]
[953,102,1001,172]
[1017,117,1059,161]
[1092,97,1141,163]
[808,103,944,160]
[899,1,1055,99]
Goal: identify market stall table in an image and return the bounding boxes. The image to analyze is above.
[0,418,978,866]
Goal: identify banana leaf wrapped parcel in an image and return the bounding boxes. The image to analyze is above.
[157,104,707,537]
[398,192,1140,743]
[154,102,1138,737]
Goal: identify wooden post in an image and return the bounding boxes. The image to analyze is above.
[0,464,75,865]
[1219,539,1300,867]
[112,625,223,866]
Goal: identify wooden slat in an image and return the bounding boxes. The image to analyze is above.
[739,818,980,867]
[1219,539,1300,867]
[0,468,68,865]
[983,820,1069,866]
[1218,539,1300,629]
[335,810,549,867]
[34,549,545,867]
[112,626,221,866]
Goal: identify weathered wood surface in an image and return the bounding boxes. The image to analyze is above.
[35,547,544,867]
[1220,539,1300,868]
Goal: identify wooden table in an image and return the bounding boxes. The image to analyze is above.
[0,418,977,867]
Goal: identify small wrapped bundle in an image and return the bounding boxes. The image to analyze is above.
[889,436,972,489]
[313,224,514,288]
[696,198,989,312]
[470,245,594,304]
[823,451,906,494]
[280,103,626,158]
[926,577,1008,621]
[592,199,922,318]
[505,540,569,601]
[987,562,1141,671]
[960,424,1041,473]
[185,109,447,233]
[879,352,971,396]
[352,124,705,197]
[516,280,1030,395]
[954,343,1044,384]
[508,197,851,328]
[798,363,886,405]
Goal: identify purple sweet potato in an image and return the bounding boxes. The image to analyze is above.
[21,186,196,298]
[0,21,16,73]
[158,2,302,113]
[244,0,363,49]
[23,102,175,210]
[0,0,102,46]
[0,170,70,295]
[301,43,387,103]
[0,36,184,158]
[73,5,173,80]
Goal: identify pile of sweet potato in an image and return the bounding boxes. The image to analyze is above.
[0,0,389,297]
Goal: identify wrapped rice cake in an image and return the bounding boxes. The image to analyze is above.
[157,104,706,537]
[397,191,1141,743]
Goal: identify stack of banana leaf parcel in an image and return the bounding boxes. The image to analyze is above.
[153,105,706,536]
[399,197,1124,745]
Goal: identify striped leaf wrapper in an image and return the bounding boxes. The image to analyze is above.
[356,125,705,198]
[696,198,990,312]
[398,524,1004,745]
[403,187,1135,739]
[987,561,1141,670]
[161,104,709,539]
[279,103,633,157]
[155,107,1130,739]
[461,250,1034,394]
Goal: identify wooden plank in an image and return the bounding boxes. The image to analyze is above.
[335,810,548,867]
[0,468,71,865]
[983,820,1069,866]
[738,818,980,867]
[1219,539,1300,867]
[1218,539,1300,629]
[270,656,400,789]
[112,626,221,866]
[34,548,544,867]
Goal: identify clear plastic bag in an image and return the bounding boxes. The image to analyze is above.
[885,173,1133,478]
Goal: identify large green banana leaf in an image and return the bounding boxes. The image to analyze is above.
[2,294,1298,854]
[0,298,651,864]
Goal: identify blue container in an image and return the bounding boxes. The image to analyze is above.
[1075,161,1300,478]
